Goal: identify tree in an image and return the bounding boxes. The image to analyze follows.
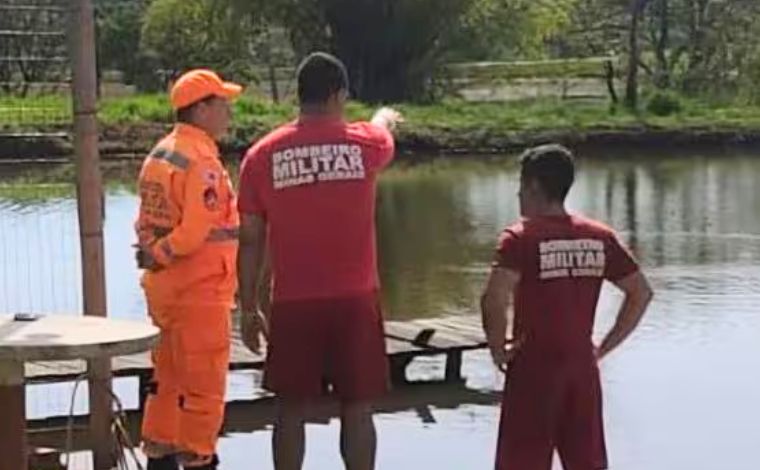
[650,0,670,88]
[560,0,760,100]
[449,0,579,61]
[228,0,476,103]
[95,0,159,91]
[679,0,760,96]
[140,0,253,85]
[221,0,296,102]
[625,0,650,109]
[562,1,620,56]
[79,0,760,103]
[325,0,473,102]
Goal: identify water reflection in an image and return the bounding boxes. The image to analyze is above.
[3,152,760,469]
[1,153,760,319]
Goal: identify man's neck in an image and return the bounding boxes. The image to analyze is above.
[533,204,568,217]
[299,104,341,120]
[178,121,216,140]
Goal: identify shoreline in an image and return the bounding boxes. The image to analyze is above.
[2,122,760,163]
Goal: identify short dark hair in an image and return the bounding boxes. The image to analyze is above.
[176,95,217,123]
[296,52,349,106]
[519,144,576,202]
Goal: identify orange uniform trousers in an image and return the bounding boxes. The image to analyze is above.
[141,266,233,458]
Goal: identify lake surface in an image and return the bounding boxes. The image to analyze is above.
[1,151,759,469]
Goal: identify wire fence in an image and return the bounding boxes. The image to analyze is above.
[0,2,152,468]
[0,0,70,130]
[0,0,79,310]
[0,181,82,315]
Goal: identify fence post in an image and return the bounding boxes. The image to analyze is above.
[68,0,113,468]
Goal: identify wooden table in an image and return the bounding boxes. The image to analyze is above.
[0,314,159,470]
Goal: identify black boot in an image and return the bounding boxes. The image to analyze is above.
[182,454,219,470]
[146,454,179,470]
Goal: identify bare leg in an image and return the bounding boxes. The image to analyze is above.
[273,398,307,470]
[340,401,376,470]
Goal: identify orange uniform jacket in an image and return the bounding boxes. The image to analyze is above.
[136,123,239,313]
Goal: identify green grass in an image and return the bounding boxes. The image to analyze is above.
[0,95,71,128]
[394,97,760,132]
[4,92,760,139]
[99,94,172,123]
[0,162,139,194]
[0,182,74,200]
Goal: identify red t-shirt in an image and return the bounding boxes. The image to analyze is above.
[494,214,639,357]
[238,116,395,302]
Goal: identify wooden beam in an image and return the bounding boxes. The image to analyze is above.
[67,0,112,468]
[444,350,464,383]
[0,360,27,470]
[0,5,67,12]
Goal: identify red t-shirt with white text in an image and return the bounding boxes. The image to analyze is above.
[239,116,394,302]
[494,214,639,357]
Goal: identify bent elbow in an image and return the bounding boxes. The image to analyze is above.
[644,285,654,303]
[640,277,655,304]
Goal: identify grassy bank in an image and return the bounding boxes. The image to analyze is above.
[88,94,760,131]
[4,93,760,153]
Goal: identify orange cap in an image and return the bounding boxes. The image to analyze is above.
[170,69,243,110]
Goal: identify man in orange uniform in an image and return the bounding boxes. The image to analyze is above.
[134,69,242,470]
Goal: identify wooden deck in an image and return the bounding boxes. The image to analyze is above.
[24,315,487,391]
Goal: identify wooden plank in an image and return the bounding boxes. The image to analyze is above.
[429,320,486,344]
[384,337,424,356]
[228,340,265,371]
[386,326,467,350]
[439,316,485,332]
[424,315,482,332]
[435,315,481,328]
[27,360,84,378]
[417,319,486,344]
[386,316,486,350]
[111,355,150,374]
[111,353,150,367]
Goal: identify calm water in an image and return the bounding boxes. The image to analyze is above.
[1,152,760,469]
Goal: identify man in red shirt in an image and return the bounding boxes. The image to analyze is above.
[237,52,402,470]
[481,144,654,470]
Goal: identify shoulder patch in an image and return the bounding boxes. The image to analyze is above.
[202,169,220,186]
[203,187,219,210]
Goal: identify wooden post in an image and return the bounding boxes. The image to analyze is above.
[444,350,464,383]
[389,354,413,386]
[0,360,27,470]
[138,372,150,410]
[68,0,113,468]
[604,59,619,105]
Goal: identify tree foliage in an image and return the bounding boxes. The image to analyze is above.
[4,0,758,105]
[227,0,476,103]
[140,0,255,84]
[95,0,158,91]
[558,0,760,104]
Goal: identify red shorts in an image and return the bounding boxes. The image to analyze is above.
[496,353,607,470]
[263,291,389,402]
